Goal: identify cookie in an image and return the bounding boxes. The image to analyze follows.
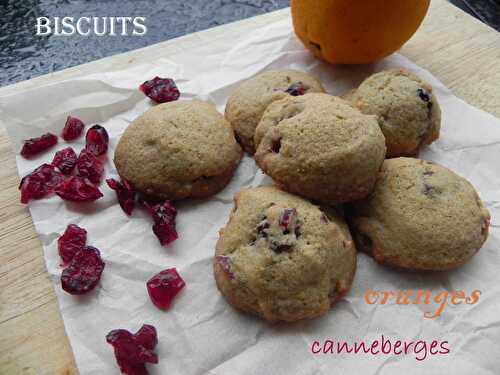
[114,100,242,200]
[214,186,356,322]
[225,69,325,154]
[347,69,441,157]
[347,158,490,271]
[254,93,386,205]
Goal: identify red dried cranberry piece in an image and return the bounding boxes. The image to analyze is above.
[20,133,58,158]
[147,200,177,224]
[106,178,136,215]
[58,224,87,265]
[106,325,158,375]
[139,77,180,103]
[144,200,178,246]
[133,325,158,351]
[482,218,490,235]
[215,256,235,279]
[61,116,85,141]
[61,246,105,295]
[146,268,185,310]
[117,362,149,375]
[285,82,308,96]
[152,221,178,246]
[77,149,104,184]
[55,176,103,202]
[85,125,109,156]
[52,147,77,175]
[279,208,297,231]
[19,163,65,204]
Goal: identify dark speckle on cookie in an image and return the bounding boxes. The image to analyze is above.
[423,183,442,197]
[256,220,270,239]
[285,82,309,96]
[418,88,434,114]
[271,137,282,153]
[270,242,292,253]
[417,88,431,102]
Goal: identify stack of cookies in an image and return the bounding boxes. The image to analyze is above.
[114,68,490,323]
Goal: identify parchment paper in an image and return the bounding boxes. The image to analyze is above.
[1,17,499,375]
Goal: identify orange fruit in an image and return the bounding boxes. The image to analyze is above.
[291,0,430,64]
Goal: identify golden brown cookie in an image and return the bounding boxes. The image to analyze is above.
[254,93,386,205]
[214,186,357,322]
[114,100,242,200]
[347,158,490,271]
[225,69,325,154]
[347,69,441,157]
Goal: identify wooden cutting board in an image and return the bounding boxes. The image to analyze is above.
[0,1,499,374]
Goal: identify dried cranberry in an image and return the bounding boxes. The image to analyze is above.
[61,116,85,141]
[215,256,234,279]
[279,208,297,231]
[139,77,180,103]
[19,163,65,204]
[116,362,148,375]
[20,133,58,158]
[482,218,490,235]
[285,82,308,96]
[144,200,178,246]
[151,221,178,246]
[106,178,136,215]
[417,88,433,112]
[106,325,158,375]
[55,176,103,202]
[77,149,104,183]
[85,125,109,156]
[417,88,430,102]
[133,325,158,351]
[146,268,185,310]
[270,242,292,253]
[58,224,87,265]
[61,246,105,295]
[52,147,77,175]
[256,221,270,239]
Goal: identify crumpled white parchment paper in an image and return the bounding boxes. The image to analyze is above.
[1,17,499,375]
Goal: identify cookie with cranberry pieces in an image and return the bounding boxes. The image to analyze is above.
[346,158,490,271]
[214,186,356,322]
[225,69,325,154]
[114,100,242,200]
[347,69,441,157]
[254,93,386,205]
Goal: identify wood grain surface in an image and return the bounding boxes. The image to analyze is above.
[0,1,499,374]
